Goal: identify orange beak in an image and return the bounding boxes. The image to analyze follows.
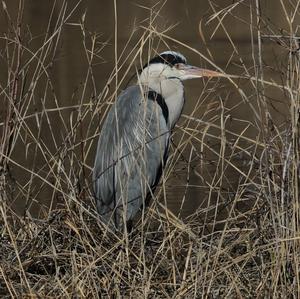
[178,64,228,79]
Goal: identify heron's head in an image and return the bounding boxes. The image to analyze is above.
[140,51,225,82]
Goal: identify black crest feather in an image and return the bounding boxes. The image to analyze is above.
[143,51,187,69]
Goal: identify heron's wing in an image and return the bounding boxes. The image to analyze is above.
[93,85,170,225]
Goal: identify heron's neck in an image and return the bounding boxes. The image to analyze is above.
[138,76,185,128]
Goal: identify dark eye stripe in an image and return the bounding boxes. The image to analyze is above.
[143,53,187,69]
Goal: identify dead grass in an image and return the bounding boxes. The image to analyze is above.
[0,0,300,298]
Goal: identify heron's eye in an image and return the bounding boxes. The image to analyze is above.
[174,63,186,70]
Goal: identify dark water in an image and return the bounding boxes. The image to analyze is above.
[0,0,294,218]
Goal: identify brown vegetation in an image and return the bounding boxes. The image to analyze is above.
[0,1,299,297]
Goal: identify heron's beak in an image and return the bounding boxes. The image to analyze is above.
[178,64,227,80]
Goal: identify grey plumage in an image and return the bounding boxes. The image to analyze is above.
[93,50,225,231]
[93,86,170,229]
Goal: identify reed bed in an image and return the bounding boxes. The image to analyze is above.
[0,0,299,297]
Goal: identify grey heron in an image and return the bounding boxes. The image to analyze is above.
[93,51,225,231]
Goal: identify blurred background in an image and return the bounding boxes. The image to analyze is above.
[0,0,297,219]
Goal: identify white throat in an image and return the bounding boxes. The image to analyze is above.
[138,68,185,128]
